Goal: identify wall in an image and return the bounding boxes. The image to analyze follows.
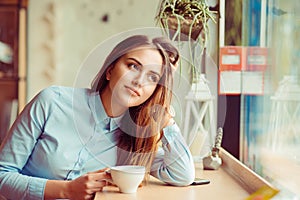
[27,0,160,100]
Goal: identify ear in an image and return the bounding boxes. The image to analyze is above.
[106,66,113,80]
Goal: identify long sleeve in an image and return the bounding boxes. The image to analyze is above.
[0,88,54,200]
[0,86,121,200]
[150,123,195,186]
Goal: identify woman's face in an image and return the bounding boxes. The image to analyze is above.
[106,48,163,111]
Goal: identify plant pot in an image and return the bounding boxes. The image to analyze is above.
[161,16,204,41]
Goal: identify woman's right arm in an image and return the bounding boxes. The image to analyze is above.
[0,87,111,199]
[0,88,51,199]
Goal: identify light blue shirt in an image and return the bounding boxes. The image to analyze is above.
[0,86,195,200]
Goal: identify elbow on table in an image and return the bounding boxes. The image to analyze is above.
[175,161,196,186]
[177,173,195,186]
[168,169,195,187]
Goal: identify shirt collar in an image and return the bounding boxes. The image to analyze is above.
[88,91,123,131]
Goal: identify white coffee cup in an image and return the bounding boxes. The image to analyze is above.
[107,165,145,193]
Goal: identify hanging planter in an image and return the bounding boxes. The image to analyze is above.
[156,0,218,82]
[161,15,204,41]
[156,0,217,45]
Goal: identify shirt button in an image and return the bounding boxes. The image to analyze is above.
[104,118,109,124]
[78,159,83,165]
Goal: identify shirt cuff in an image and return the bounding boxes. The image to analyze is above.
[28,177,47,200]
[161,123,182,145]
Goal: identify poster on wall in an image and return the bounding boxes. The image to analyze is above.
[219,46,243,95]
[219,46,268,95]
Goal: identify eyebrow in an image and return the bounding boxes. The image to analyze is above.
[127,58,162,77]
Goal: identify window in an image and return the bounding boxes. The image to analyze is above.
[240,0,300,199]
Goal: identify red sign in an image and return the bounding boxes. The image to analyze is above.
[219,46,244,71]
[219,46,268,95]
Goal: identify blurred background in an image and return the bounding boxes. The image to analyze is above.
[0,0,299,199]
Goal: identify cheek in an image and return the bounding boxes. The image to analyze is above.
[127,85,157,107]
[109,70,127,89]
[143,84,157,98]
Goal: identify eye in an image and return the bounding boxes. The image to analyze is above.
[148,74,160,83]
[128,63,140,71]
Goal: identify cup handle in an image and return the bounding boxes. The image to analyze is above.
[104,169,115,186]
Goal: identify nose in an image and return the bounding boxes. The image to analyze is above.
[132,73,144,87]
[132,79,141,87]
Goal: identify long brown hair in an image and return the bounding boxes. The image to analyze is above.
[91,35,179,178]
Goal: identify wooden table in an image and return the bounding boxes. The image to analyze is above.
[94,149,277,200]
[95,167,248,200]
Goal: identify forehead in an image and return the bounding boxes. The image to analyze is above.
[123,47,163,67]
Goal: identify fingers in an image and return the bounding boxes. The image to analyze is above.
[90,180,107,192]
[67,170,112,200]
[93,173,111,181]
[84,170,112,191]
[84,193,95,200]
[165,105,175,118]
[86,170,111,182]
[89,167,110,174]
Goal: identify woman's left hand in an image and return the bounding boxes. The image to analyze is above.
[162,106,176,128]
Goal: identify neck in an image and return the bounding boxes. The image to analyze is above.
[100,88,127,117]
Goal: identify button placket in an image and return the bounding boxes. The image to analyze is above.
[104,118,109,124]
[65,146,90,180]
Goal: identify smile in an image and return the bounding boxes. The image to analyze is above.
[125,86,140,96]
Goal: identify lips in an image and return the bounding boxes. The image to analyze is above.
[125,86,140,96]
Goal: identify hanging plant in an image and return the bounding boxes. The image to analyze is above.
[155,0,218,82]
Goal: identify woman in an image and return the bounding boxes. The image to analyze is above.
[0,35,195,200]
